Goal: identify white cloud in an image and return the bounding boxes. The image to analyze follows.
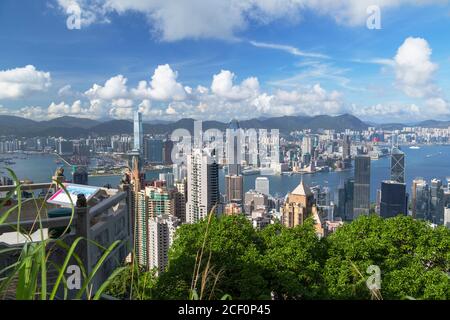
[132,64,186,101]
[211,70,259,101]
[0,65,51,99]
[249,41,329,59]
[394,37,438,98]
[85,74,128,100]
[55,1,445,41]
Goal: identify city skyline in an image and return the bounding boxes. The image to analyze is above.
[1,1,450,123]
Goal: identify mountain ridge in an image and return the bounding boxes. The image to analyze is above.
[0,114,447,138]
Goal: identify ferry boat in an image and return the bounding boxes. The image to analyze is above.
[409,146,420,149]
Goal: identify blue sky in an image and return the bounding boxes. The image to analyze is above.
[0,0,450,123]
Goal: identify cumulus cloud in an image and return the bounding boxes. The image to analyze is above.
[0,65,51,99]
[85,74,128,100]
[394,37,438,98]
[132,64,187,101]
[211,70,259,101]
[54,1,444,41]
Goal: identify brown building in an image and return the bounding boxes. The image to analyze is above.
[281,178,315,228]
[225,174,244,204]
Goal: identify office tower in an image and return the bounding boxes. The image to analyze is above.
[226,119,242,176]
[146,186,172,218]
[225,174,243,204]
[186,148,220,223]
[343,134,351,160]
[281,177,315,228]
[72,166,88,185]
[148,214,179,274]
[391,147,405,183]
[380,181,407,218]
[430,179,445,225]
[255,177,270,196]
[337,179,354,221]
[244,190,269,216]
[159,172,174,189]
[133,111,143,154]
[163,139,174,165]
[145,139,164,163]
[302,136,312,156]
[411,178,430,220]
[353,155,371,219]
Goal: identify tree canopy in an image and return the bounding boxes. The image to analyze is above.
[106,214,450,300]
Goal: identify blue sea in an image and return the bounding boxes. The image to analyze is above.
[2,145,450,202]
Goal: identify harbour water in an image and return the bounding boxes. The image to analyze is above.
[1,145,450,202]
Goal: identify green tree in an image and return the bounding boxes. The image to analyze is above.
[323,215,450,299]
[154,214,269,299]
[260,220,327,299]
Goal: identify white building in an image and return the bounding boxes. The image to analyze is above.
[186,148,220,223]
[148,214,180,274]
[255,177,270,196]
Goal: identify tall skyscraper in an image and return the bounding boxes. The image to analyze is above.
[148,214,179,274]
[391,147,405,183]
[380,181,407,218]
[353,155,371,219]
[186,148,220,223]
[226,119,242,176]
[133,111,143,154]
[430,179,444,225]
[343,134,351,160]
[225,174,243,204]
[145,138,164,163]
[411,178,430,220]
[255,177,270,196]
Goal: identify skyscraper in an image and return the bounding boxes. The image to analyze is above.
[186,148,220,223]
[391,147,405,183]
[133,111,143,154]
[148,214,179,274]
[430,179,444,225]
[411,178,430,220]
[343,134,351,160]
[225,174,243,204]
[353,155,371,219]
[255,177,270,196]
[380,181,407,218]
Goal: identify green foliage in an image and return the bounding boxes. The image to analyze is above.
[323,214,450,300]
[105,213,450,300]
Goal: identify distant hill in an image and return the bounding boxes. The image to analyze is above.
[40,116,100,129]
[0,113,445,138]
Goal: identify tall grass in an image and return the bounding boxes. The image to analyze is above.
[0,168,122,300]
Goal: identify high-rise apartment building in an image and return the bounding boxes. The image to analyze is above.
[353,155,371,219]
[186,148,220,223]
[148,214,179,274]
